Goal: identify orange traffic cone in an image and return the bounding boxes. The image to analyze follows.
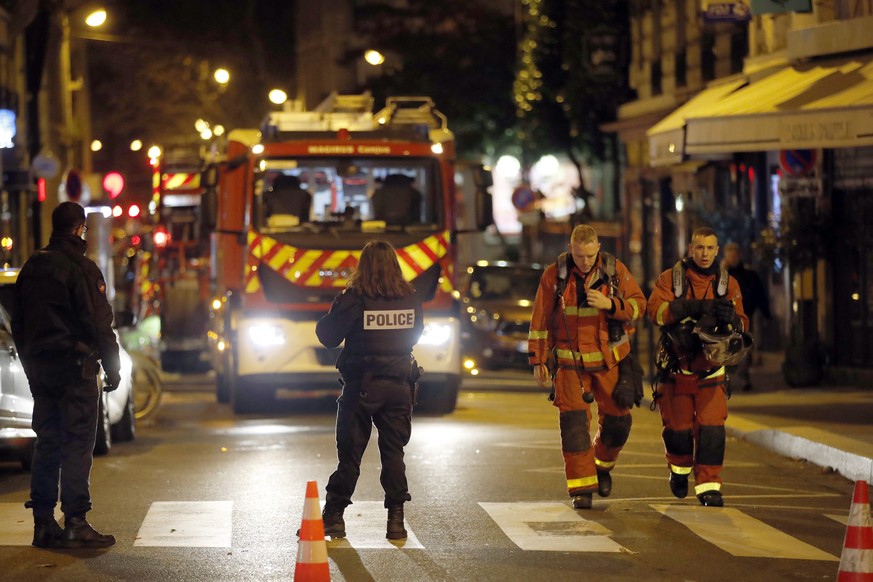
[837,480,873,582]
[294,480,330,581]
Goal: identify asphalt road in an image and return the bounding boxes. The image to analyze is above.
[0,371,856,581]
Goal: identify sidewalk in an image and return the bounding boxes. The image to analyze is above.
[723,351,873,483]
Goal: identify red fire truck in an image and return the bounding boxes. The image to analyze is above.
[205,93,491,413]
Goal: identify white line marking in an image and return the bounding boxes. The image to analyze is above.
[479,502,632,553]
[325,501,423,550]
[0,503,39,546]
[825,513,849,525]
[651,504,838,561]
[134,501,233,547]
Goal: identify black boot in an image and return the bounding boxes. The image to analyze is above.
[697,490,724,507]
[32,516,64,549]
[596,470,613,497]
[322,507,346,539]
[386,505,407,540]
[572,493,593,509]
[669,472,689,499]
[60,516,116,549]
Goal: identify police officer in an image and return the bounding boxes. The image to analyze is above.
[12,202,121,549]
[315,240,423,540]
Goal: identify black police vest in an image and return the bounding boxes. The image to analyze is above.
[344,294,420,358]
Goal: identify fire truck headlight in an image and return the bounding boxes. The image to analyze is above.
[419,322,452,346]
[249,324,286,347]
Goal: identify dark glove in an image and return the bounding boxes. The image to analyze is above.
[103,370,121,392]
[669,299,704,321]
[713,298,736,323]
[613,356,644,409]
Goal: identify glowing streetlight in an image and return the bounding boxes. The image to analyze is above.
[268,89,287,105]
[147,145,162,159]
[130,139,143,152]
[213,125,225,136]
[364,49,385,66]
[90,139,103,152]
[84,9,107,28]
[200,128,213,140]
[194,118,209,132]
[214,68,230,85]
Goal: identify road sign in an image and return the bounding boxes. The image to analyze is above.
[511,186,537,212]
[32,151,60,180]
[780,149,817,176]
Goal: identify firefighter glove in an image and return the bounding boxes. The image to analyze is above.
[669,299,704,321]
[713,298,736,323]
[613,356,644,409]
[103,370,121,392]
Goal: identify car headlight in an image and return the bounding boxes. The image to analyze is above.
[248,324,286,346]
[419,322,452,346]
[471,309,499,332]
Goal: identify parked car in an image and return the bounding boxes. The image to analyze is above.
[0,268,135,470]
[459,262,544,370]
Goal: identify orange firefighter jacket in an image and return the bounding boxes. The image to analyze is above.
[529,254,646,372]
[647,262,750,373]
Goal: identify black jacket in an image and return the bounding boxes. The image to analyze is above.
[11,232,120,376]
[316,288,423,377]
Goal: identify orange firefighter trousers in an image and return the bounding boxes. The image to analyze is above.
[553,365,632,496]
[657,372,728,491]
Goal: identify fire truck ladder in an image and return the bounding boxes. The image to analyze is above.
[375,96,448,130]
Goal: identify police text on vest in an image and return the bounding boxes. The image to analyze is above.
[364,309,415,330]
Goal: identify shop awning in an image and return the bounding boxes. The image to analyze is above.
[648,56,873,165]
[646,79,748,166]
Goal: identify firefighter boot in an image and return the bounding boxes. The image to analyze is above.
[322,506,346,539]
[596,470,613,498]
[669,472,689,499]
[32,515,64,549]
[386,505,407,540]
[572,493,593,510]
[697,491,724,507]
[60,517,116,548]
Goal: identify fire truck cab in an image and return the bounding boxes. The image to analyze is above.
[207,93,491,413]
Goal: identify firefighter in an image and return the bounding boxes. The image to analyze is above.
[315,240,423,540]
[529,225,646,509]
[11,202,121,549]
[647,226,749,507]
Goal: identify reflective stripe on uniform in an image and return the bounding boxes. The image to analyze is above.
[656,302,669,326]
[556,348,584,361]
[595,459,615,470]
[695,482,721,495]
[567,476,599,489]
[564,306,600,317]
[628,298,640,321]
[678,366,726,378]
[581,351,604,363]
[528,330,548,340]
[670,464,693,475]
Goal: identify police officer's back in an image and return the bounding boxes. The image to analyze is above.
[11,201,120,549]
[314,240,423,541]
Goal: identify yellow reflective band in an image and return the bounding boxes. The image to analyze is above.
[595,459,615,469]
[670,465,693,475]
[695,482,721,495]
[656,302,669,326]
[567,476,599,489]
[528,330,548,340]
[581,351,605,363]
[556,348,584,360]
[703,367,725,379]
[628,298,640,321]
[563,306,600,317]
[613,346,621,361]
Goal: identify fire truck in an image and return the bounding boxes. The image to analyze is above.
[205,93,491,413]
[149,145,213,372]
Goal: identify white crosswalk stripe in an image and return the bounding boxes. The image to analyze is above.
[134,501,233,547]
[323,501,424,549]
[478,502,631,553]
[651,504,839,561]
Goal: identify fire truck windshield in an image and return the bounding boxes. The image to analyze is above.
[254,157,443,234]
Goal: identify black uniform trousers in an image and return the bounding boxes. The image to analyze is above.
[29,368,99,519]
[326,375,413,510]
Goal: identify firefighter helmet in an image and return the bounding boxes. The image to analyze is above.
[693,319,753,366]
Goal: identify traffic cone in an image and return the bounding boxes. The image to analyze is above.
[837,480,873,582]
[294,480,330,581]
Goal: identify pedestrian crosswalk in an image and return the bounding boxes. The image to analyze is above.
[0,500,842,560]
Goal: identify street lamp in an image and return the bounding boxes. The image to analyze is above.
[364,49,385,66]
[84,9,107,28]
[269,89,288,105]
[130,139,143,152]
[214,68,230,85]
